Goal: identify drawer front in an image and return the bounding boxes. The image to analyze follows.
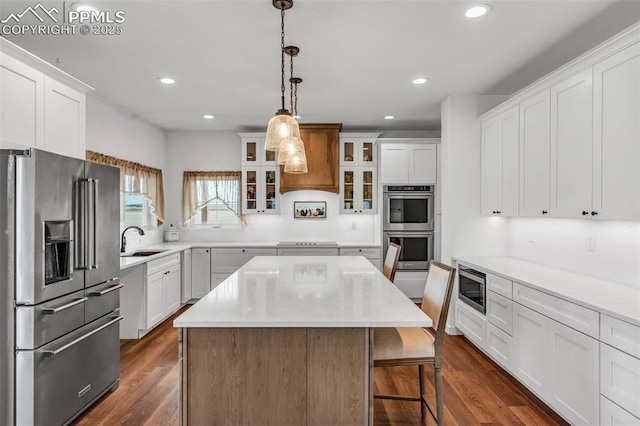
[601,314,640,359]
[601,343,640,418]
[16,289,87,349]
[147,253,180,276]
[513,282,599,338]
[487,323,513,371]
[85,280,121,323]
[455,299,486,350]
[487,274,513,299]
[211,273,231,290]
[601,395,640,425]
[211,248,277,273]
[487,290,513,335]
[339,248,381,258]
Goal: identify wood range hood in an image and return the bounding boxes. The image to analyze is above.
[279,123,342,194]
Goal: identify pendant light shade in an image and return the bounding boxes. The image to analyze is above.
[265,111,300,151]
[284,149,308,174]
[277,135,304,165]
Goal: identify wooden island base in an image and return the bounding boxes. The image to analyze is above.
[180,327,371,425]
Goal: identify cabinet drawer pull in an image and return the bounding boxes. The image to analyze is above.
[582,211,589,215]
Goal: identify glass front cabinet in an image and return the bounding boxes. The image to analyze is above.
[240,134,277,166]
[242,167,280,214]
[339,134,378,167]
[340,167,377,214]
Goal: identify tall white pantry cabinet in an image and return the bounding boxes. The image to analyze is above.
[480,25,640,221]
[0,38,91,159]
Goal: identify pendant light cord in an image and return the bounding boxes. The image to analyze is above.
[290,53,294,115]
[280,2,286,112]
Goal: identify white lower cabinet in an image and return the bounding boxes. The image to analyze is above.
[181,249,192,303]
[339,247,381,270]
[455,300,486,350]
[601,343,640,419]
[601,396,640,425]
[191,248,211,299]
[548,319,599,425]
[145,260,181,330]
[486,290,513,335]
[146,270,166,327]
[513,303,549,397]
[486,323,513,370]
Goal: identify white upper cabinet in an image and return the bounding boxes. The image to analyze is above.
[240,134,277,166]
[593,41,640,220]
[481,106,519,216]
[340,134,378,166]
[380,141,437,184]
[43,76,86,159]
[519,90,551,217]
[0,39,91,158]
[242,167,280,215]
[550,69,593,219]
[0,53,44,150]
[340,167,376,214]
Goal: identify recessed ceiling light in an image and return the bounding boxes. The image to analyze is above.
[413,78,428,85]
[384,115,395,120]
[203,114,214,119]
[465,4,491,18]
[71,3,98,13]
[158,77,175,85]
[294,115,301,119]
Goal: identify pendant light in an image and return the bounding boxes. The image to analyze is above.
[278,46,305,166]
[281,79,307,173]
[264,0,300,152]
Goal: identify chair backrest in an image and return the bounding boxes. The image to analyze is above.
[382,243,401,283]
[420,260,456,338]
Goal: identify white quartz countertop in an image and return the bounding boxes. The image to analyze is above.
[173,256,430,328]
[455,256,640,327]
[119,241,380,270]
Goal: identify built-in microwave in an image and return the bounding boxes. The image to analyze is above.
[383,231,434,271]
[458,265,486,314]
[383,185,434,231]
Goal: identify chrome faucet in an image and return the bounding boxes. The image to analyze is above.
[121,226,145,253]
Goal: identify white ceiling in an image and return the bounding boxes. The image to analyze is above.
[3,0,640,132]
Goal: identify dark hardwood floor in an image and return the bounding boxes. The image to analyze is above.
[73,307,567,425]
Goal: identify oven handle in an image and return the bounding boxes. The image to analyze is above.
[459,270,486,285]
[42,297,88,315]
[42,316,123,358]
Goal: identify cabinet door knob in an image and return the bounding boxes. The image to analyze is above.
[582,211,589,216]
[542,210,548,215]
[591,211,598,216]
[495,211,501,215]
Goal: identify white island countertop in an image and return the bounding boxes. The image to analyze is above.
[174,256,431,328]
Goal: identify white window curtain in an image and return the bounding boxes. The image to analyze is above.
[86,151,165,224]
[182,171,241,226]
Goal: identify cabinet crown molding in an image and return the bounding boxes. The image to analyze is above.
[0,38,93,93]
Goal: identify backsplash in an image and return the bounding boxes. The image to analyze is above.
[508,218,640,287]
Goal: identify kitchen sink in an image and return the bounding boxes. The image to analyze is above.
[121,250,168,257]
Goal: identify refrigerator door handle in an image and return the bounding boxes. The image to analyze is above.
[42,316,123,358]
[42,297,88,314]
[87,283,123,297]
[88,178,99,270]
[75,179,89,270]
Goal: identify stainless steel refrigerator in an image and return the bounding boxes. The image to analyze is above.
[0,149,122,426]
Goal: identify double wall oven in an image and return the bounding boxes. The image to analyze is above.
[383,186,434,271]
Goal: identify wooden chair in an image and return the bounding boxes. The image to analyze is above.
[373,260,457,425]
[382,242,402,282]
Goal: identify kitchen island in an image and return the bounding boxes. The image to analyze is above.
[174,256,431,425]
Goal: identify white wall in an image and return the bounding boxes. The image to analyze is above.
[508,219,640,287]
[86,95,167,250]
[165,130,378,243]
[440,95,510,264]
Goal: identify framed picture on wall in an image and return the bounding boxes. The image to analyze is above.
[293,201,326,219]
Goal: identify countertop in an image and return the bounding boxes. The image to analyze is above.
[119,241,381,270]
[173,256,431,328]
[455,256,640,327]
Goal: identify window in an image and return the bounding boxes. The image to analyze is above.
[86,151,165,228]
[183,171,242,226]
